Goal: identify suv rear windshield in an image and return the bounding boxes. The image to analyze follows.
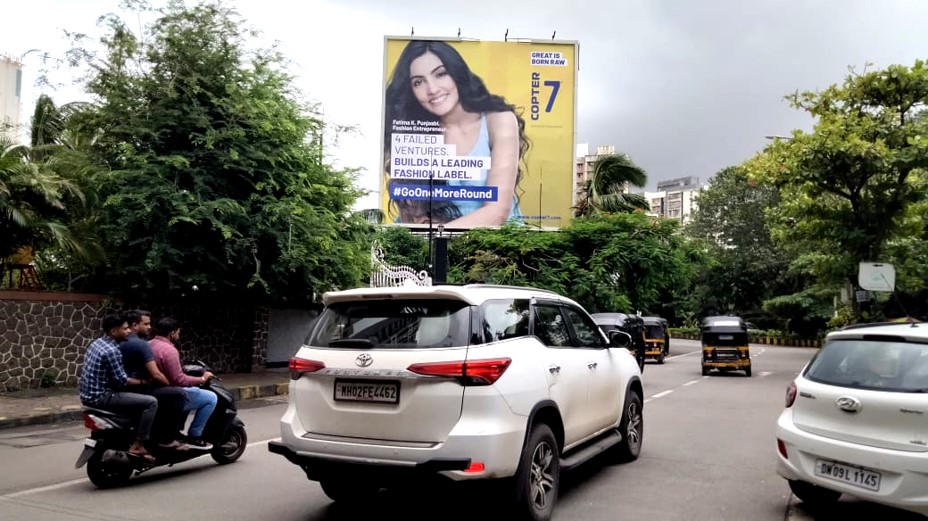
[805,337,928,392]
[306,299,472,349]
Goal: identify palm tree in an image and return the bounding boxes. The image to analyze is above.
[0,95,100,263]
[574,153,650,217]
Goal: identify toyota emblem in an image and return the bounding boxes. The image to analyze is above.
[355,353,373,367]
[836,396,862,414]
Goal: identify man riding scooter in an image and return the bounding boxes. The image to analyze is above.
[150,317,218,449]
[119,309,190,450]
[79,314,159,462]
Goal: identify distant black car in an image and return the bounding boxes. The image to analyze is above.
[593,313,646,370]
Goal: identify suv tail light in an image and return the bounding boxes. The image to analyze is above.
[785,381,797,408]
[289,357,326,380]
[407,358,512,386]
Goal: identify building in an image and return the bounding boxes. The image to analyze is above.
[645,176,702,222]
[0,55,23,142]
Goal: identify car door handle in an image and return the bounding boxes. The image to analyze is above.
[587,362,598,370]
[548,365,561,374]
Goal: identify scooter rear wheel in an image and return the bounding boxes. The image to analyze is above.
[86,452,133,489]
[211,424,247,464]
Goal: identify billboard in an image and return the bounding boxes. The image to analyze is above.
[380,37,578,229]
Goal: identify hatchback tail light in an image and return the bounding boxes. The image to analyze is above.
[777,438,788,459]
[785,381,797,408]
[408,358,512,386]
[289,357,326,380]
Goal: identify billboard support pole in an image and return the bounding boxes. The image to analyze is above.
[428,170,434,276]
[433,226,448,284]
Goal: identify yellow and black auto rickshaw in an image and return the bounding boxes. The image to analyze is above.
[641,316,669,364]
[701,316,751,377]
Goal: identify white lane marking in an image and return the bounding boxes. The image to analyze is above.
[1,478,89,499]
[666,350,701,361]
[759,371,772,377]
[651,390,673,399]
[0,437,282,499]
[683,379,701,386]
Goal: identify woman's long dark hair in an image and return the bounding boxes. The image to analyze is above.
[384,40,530,224]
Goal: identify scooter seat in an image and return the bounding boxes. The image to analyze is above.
[83,407,136,428]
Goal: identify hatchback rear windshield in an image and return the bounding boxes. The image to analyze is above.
[306,299,472,349]
[805,338,928,392]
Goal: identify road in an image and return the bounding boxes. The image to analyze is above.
[0,340,921,520]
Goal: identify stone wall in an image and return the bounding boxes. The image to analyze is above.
[0,292,111,391]
[143,302,260,376]
[0,291,268,392]
[250,307,270,373]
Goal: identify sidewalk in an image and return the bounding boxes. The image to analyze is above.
[0,371,291,430]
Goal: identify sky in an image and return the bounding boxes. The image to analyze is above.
[3,0,928,209]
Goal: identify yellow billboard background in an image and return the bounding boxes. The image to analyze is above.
[381,37,578,229]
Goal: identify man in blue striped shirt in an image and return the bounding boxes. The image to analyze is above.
[80,313,158,462]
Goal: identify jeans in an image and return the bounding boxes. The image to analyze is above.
[182,387,218,438]
[92,392,158,441]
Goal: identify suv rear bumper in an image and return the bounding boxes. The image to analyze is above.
[268,440,470,481]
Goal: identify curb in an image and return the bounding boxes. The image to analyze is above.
[0,408,85,430]
[0,383,290,431]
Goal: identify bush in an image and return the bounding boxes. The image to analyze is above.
[40,369,60,388]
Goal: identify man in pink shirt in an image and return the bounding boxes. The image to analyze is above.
[149,317,217,449]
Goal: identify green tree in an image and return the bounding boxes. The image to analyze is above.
[574,153,650,217]
[685,166,794,319]
[71,1,368,302]
[449,213,703,318]
[0,95,98,265]
[374,226,428,270]
[747,60,928,320]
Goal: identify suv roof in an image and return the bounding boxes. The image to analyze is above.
[322,284,572,306]
[827,322,927,342]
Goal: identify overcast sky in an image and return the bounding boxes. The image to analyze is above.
[3,0,927,208]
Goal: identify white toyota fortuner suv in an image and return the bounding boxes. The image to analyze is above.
[269,284,643,521]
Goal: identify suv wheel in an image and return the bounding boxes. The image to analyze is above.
[611,391,643,463]
[514,424,559,521]
[788,479,841,506]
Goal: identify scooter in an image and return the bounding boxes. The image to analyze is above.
[75,360,247,488]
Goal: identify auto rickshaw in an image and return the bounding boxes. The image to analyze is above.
[641,316,669,364]
[592,313,646,371]
[701,315,751,377]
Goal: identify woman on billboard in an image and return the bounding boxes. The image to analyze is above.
[384,40,529,227]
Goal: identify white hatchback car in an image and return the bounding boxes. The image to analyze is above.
[269,284,643,521]
[776,322,928,516]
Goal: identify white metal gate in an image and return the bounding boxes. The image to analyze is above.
[369,245,432,288]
